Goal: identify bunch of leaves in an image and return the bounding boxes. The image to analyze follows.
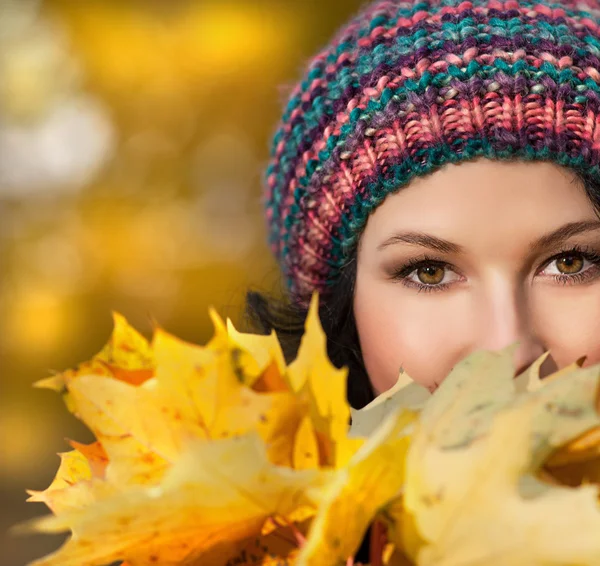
[314,348,600,566]
[21,294,364,566]
[19,292,600,566]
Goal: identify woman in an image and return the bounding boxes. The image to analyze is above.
[246,0,600,412]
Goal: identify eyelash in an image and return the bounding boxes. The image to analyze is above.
[390,244,600,294]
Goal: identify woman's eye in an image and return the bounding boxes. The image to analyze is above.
[405,263,459,286]
[542,253,588,276]
[550,254,585,275]
[414,265,445,285]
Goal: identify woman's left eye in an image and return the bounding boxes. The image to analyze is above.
[538,248,600,284]
[541,254,587,276]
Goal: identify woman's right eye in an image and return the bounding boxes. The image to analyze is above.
[392,259,461,293]
[411,264,446,285]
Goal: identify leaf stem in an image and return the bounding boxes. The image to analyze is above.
[370,520,387,566]
[271,515,306,547]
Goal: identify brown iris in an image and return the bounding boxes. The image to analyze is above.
[556,254,584,274]
[417,265,445,285]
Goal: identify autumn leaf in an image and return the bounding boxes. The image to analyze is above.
[287,293,363,469]
[297,407,417,565]
[513,350,586,393]
[25,435,329,566]
[25,295,361,566]
[96,312,155,384]
[67,441,108,479]
[26,449,97,515]
[45,314,303,488]
[186,517,311,566]
[226,317,288,391]
[33,312,155,398]
[402,344,537,554]
[151,323,305,468]
[26,440,110,518]
[538,360,600,489]
[349,368,430,438]
[402,345,600,566]
[226,292,366,470]
[519,355,600,483]
[64,374,181,486]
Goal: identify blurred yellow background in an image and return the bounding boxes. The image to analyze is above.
[0,1,363,563]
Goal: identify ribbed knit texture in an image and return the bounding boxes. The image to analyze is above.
[265,0,600,305]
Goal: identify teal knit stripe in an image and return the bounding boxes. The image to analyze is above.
[285,138,600,295]
[277,58,600,256]
[273,8,590,168]
[269,15,597,244]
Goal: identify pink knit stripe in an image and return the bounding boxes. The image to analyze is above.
[270,50,600,209]
[268,57,600,246]
[290,99,600,278]
[272,1,600,164]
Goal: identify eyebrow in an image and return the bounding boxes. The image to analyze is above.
[377,220,600,255]
[377,231,464,254]
[530,220,600,254]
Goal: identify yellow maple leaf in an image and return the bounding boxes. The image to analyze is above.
[286,293,363,470]
[33,312,155,407]
[26,441,110,517]
[297,407,417,565]
[349,368,430,438]
[150,320,304,468]
[25,435,328,566]
[24,294,364,566]
[225,316,287,389]
[402,345,600,566]
[41,311,304,488]
[67,440,108,479]
[513,350,586,393]
[64,374,180,485]
[512,351,600,486]
[226,293,365,470]
[26,449,95,515]
[96,311,155,384]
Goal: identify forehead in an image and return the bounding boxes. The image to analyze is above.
[361,159,597,244]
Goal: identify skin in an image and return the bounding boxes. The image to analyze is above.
[354,159,600,394]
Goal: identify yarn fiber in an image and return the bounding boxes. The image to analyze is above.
[265,0,600,305]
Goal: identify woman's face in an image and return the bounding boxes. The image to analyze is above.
[354,159,600,394]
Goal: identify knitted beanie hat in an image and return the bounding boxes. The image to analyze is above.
[265,0,600,306]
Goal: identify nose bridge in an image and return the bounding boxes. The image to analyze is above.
[477,276,544,375]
